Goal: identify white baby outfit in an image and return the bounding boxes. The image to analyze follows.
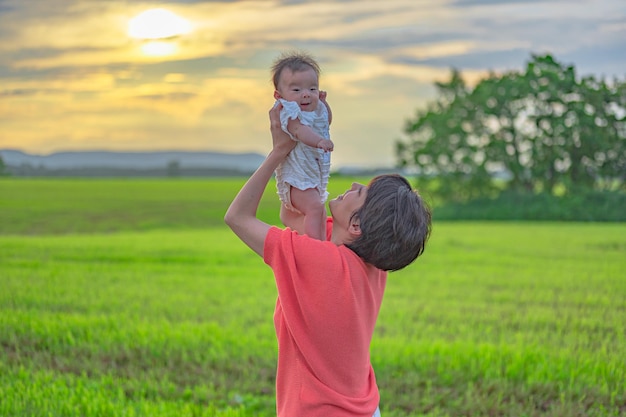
[275,98,331,211]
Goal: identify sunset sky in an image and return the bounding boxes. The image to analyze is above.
[1,0,624,168]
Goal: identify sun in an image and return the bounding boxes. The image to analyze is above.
[128,8,191,40]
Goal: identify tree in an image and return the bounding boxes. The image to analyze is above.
[0,155,10,177]
[167,160,180,177]
[397,54,626,201]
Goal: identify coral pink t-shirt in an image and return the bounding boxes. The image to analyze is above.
[264,218,387,417]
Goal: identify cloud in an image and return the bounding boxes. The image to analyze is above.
[135,92,198,101]
[395,48,534,71]
[0,0,624,167]
[0,88,36,97]
[561,43,626,77]
[451,0,553,6]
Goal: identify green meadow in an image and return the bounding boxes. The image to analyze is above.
[1,179,625,417]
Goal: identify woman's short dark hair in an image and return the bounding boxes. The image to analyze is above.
[346,174,432,271]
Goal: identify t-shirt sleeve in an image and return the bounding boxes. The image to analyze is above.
[264,223,349,333]
[264,218,334,283]
[264,225,342,294]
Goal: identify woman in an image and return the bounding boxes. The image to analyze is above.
[224,104,432,417]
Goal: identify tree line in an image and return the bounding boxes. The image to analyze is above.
[396,54,625,202]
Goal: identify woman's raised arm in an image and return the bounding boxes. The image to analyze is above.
[224,104,296,256]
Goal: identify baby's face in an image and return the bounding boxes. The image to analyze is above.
[275,67,320,112]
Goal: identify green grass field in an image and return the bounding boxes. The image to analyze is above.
[1,178,625,416]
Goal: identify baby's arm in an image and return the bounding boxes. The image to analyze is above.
[286,118,334,151]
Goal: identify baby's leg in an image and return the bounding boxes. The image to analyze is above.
[289,187,326,240]
[280,203,304,233]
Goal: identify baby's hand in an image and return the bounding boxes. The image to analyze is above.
[319,90,328,102]
[317,139,334,152]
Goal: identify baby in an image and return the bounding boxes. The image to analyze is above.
[271,51,334,240]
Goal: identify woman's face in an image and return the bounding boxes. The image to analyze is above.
[329,182,368,226]
[274,67,320,112]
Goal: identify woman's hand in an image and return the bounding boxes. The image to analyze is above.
[270,102,296,156]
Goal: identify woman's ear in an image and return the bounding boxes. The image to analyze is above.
[348,219,361,237]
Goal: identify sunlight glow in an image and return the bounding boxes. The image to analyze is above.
[128,8,191,40]
[140,41,178,56]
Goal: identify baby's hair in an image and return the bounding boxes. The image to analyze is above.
[271,51,321,89]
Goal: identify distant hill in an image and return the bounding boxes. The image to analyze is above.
[0,149,266,177]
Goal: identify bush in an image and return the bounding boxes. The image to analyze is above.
[434,190,626,221]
